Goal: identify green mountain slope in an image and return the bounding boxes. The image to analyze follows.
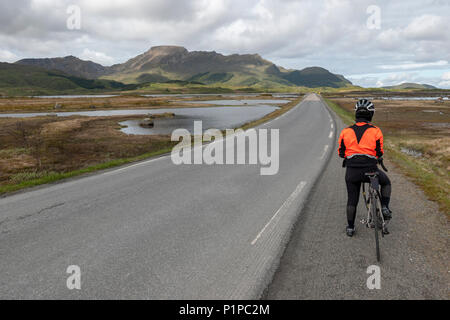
[16,56,110,79]
[0,62,136,96]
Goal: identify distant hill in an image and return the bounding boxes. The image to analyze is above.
[383,83,437,90]
[281,67,352,88]
[13,46,353,89]
[104,46,353,88]
[0,62,136,96]
[16,56,110,79]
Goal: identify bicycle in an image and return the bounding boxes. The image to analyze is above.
[360,160,390,262]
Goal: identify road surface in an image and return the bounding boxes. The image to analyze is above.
[0,94,336,299]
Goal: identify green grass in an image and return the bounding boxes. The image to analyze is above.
[324,98,449,214]
[9,171,58,184]
[0,146,174,195]
[324,98,353,125]
[384,143,449,214]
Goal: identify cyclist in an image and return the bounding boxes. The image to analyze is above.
[338,99,392,237]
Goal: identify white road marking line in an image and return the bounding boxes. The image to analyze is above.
[320,145,329,159]
[329,131,333,139]
[251,181,307,245]
[261,98,304,127]
[102,156,169,175]
[331,123,334,129]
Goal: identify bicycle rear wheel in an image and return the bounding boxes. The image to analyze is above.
[372,197,381,262]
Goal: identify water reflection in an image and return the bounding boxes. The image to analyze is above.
[119,106,279,135]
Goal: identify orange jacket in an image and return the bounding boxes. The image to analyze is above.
[338,122,384,166]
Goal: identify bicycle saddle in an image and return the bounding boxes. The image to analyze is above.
[364,172,379,177]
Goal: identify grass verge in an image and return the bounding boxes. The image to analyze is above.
[240,96,303,130]
[324,98,353,125]
[324,98,449,214]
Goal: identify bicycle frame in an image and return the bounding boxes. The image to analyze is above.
[361,176,387,233]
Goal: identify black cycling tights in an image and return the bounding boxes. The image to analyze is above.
[345,167,391,228]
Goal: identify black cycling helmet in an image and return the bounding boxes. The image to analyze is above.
[355,98,375,121]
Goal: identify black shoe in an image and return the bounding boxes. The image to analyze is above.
[346,226,355,237]
[382,226,390,235]
[382,207,392,220]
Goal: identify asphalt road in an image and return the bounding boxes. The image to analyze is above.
[0,94,336,299]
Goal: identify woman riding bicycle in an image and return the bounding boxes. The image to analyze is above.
[338,99,392,237]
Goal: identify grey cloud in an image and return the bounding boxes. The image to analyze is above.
[0,0,449,87]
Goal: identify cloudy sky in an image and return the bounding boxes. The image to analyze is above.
[1,0,449,88]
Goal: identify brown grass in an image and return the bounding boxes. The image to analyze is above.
[0,96,170,113]
[0,114,176,185]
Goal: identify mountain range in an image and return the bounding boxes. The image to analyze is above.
[382,83,437,90]
[13,46,353,90]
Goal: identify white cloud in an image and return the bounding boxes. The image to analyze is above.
[375,80,384,87]
[0,49,18,62]
[403,14,447,40]
[348,68,450,88]
[79,49,115,66]
[441,71,450,80]
[439,71,450,88]
[379,60,448,70]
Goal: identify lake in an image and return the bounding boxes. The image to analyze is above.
[185,99,290,106]
[119,106,279,135]
[0,105,280,135]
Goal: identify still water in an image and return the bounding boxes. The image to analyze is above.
[119,106,279,135]
[0,106,279,135]
[185,99,290,105]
